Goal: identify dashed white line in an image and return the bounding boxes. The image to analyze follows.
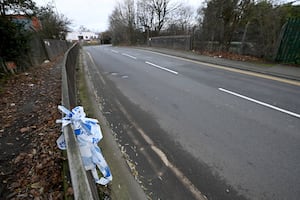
[137,49,300,86]
[122,53,137,60]
[145,61,178,75]
[219,88,300,118]
[111,50,119,53]
[110,49,178,75]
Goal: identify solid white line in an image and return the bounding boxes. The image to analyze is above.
[122,53,137,60]
[86,52,106,85]
[145,61,178,75]
[111,50,119,53]
[113,98,206,200]
[219,88,300,119]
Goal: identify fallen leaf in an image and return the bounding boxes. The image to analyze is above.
[0,56,84,199]
[31,182,41,189]
[66,187,74,196]
[20,127,30,133]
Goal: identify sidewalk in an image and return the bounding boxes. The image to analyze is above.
[139,47,300,81]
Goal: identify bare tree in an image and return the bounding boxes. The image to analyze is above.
[109,0,137,45]
[151,0,169,34]
[37,3,71,39]
[136,0,180,35]
[167,4,194,35]
[0,0,37,16]
[109,6,126,44]
[137,0,154,30]
[78,26,90,32]
[199,0,253,51]
[244,1,283,58]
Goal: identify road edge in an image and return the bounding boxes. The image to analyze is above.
[79,48,148,200]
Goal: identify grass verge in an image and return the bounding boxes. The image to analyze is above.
[76,48,111,199]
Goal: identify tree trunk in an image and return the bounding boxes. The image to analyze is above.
[240,21,250,54]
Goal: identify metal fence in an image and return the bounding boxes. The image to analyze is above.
[61,43,99,200]
[275,18,300,64]
[148,35,257,56]
[148,18,300,64]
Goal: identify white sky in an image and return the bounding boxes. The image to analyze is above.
[33,0,204,32]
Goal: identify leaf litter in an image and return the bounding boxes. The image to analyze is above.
[0,57,66,199]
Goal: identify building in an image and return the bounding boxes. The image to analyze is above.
[7,15,42,32]
[66,31,99,42]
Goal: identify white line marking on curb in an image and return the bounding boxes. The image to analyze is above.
[122,53,137,60]
[145,61,178,75]
[86,52,106,85]
[219,88,300,119]
[111,50,119,53]
[113,98,206,200]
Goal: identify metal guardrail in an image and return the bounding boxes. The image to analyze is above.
[61,43,95,199]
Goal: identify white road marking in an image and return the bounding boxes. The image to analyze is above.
[122,53,137,60]
[111,50,119,53]
[145,61,178,75]
[86,52,106,85]
[219,88,300,119]
[137,49,300,86]
[86,49,204,199]
[113,98,206,200]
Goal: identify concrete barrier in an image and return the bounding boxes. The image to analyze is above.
[149,35,192,51]
[29,35,70,66]
[44,39,69,61]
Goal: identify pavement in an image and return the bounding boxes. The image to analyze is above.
[137,47,300,81]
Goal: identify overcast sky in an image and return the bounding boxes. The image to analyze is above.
[33,0,204,32]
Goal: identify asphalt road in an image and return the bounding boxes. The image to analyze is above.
[84,45,300,200]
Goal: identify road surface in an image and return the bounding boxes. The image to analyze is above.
[83,45,300,200]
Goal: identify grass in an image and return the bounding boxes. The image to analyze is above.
[76,49,111,199]
[76,50,94,118]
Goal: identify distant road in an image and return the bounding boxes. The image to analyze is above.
[84,45,300,200]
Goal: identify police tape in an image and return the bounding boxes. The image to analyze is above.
[56,105,112,185]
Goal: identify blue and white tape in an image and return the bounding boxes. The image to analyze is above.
[56,105,112,185]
